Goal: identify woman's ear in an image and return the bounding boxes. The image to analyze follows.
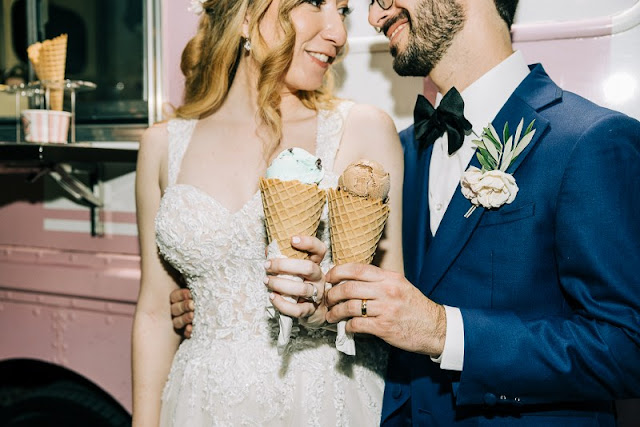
[242,12,250,38]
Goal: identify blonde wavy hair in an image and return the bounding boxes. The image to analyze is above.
[175,0,345,149]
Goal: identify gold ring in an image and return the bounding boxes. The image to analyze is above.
[361,299,368,317]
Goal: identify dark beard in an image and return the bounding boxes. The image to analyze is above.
[389,0,465,77]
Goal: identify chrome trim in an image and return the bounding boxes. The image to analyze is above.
[145,0,164,125]
[25,0,39,82]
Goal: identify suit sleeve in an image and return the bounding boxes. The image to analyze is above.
[455,113,640,406]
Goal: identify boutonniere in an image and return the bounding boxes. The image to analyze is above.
[461,118,536,218]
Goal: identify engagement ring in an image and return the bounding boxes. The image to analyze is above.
[309,284,319,304]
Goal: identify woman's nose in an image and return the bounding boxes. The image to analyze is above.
[322,11,348,47]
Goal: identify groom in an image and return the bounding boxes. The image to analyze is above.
[324,0,640,425]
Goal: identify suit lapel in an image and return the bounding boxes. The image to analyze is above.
[415,64,558,296]
[403,138,433,284]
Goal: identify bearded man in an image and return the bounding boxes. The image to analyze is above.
[324,0,640,425]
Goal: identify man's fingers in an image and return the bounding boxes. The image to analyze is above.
[184,324,193,339]
[170,299,194,317]
[169,288,192,304]
[326,297,379,323]
[345,317,375,335]
[325,280,380,307]
[325,263,385,285]
[266,257,323,282]
[172,311,194,330]
[290,235,327,264]
[265,276,322,302]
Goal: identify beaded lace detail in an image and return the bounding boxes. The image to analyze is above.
[156,101,387,426]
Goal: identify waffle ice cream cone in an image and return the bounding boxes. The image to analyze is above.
[28,34,68,111]
[327,188,390,265]
[259,177,326,259]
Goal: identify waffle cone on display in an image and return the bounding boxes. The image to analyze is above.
[327,188,390,265]
[27,34,68,111]
[259,177,326,259]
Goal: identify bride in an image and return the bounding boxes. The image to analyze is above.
[132,0,403,425]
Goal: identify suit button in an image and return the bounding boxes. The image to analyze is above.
[392,385,402,399]
[483,393,497,406]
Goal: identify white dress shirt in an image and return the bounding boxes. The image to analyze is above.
[429,51,530,371]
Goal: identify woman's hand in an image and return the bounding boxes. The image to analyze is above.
[264,235,328,328]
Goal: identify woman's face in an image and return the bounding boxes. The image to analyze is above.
[259,0,351,92]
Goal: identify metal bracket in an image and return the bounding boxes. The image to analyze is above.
[2,163,105,236]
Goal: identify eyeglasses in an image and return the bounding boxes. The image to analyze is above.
[369,0,394,10]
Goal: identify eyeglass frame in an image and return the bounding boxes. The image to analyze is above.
[370,0,393,11]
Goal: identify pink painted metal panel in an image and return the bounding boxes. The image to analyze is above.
[0,292,135,412]
[0,200,139,254]
[161,0,199,111]
[0,176,139,255]
[515,36,612,107]
[0,247,139,303]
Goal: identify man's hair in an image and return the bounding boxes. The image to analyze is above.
[493,0,519,29]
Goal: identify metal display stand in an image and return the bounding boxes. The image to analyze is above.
[39,79,97,142]
[0,79,96,143]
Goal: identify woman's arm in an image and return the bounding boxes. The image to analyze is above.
[131,124,182,426]
[336,103,404,274]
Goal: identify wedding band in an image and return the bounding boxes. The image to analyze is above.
[361,299,368,317]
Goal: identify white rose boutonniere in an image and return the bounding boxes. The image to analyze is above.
[462,118,536,218]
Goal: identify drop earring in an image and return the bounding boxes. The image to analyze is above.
[243,38,252,52]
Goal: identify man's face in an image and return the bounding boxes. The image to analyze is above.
[369,0,465,76]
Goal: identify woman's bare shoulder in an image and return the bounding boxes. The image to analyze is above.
[136,122,172,181]
[345,103,397,133]
[140,121,169,147]
[341,103,400,151]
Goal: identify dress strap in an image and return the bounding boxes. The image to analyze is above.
[316,100,355,174]
[166,119,197,185]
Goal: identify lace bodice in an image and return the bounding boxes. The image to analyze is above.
[155,101,387,426]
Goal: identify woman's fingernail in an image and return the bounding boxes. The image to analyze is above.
[264,261,271,269]
[263,277,269,285]
[269,293,275,301]
[291,236,301,244]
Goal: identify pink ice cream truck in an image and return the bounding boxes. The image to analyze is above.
[0,0,638,424]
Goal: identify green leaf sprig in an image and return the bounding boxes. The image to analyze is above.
[473,119,536,172]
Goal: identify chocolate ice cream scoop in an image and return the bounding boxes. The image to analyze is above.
[338,159,390,200]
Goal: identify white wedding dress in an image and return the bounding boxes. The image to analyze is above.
[155,101,388,426]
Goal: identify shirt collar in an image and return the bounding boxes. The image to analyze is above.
[435,50,530,138]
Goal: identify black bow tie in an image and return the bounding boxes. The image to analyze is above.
[413,87,472,155]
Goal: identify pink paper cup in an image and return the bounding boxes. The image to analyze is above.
[21,109,71,143]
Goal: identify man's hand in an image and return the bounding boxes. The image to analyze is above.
[170,288,194,339]
[325,263,446,357]
[264,235,328,328]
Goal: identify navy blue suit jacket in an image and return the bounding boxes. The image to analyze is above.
[382,65,640,426]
